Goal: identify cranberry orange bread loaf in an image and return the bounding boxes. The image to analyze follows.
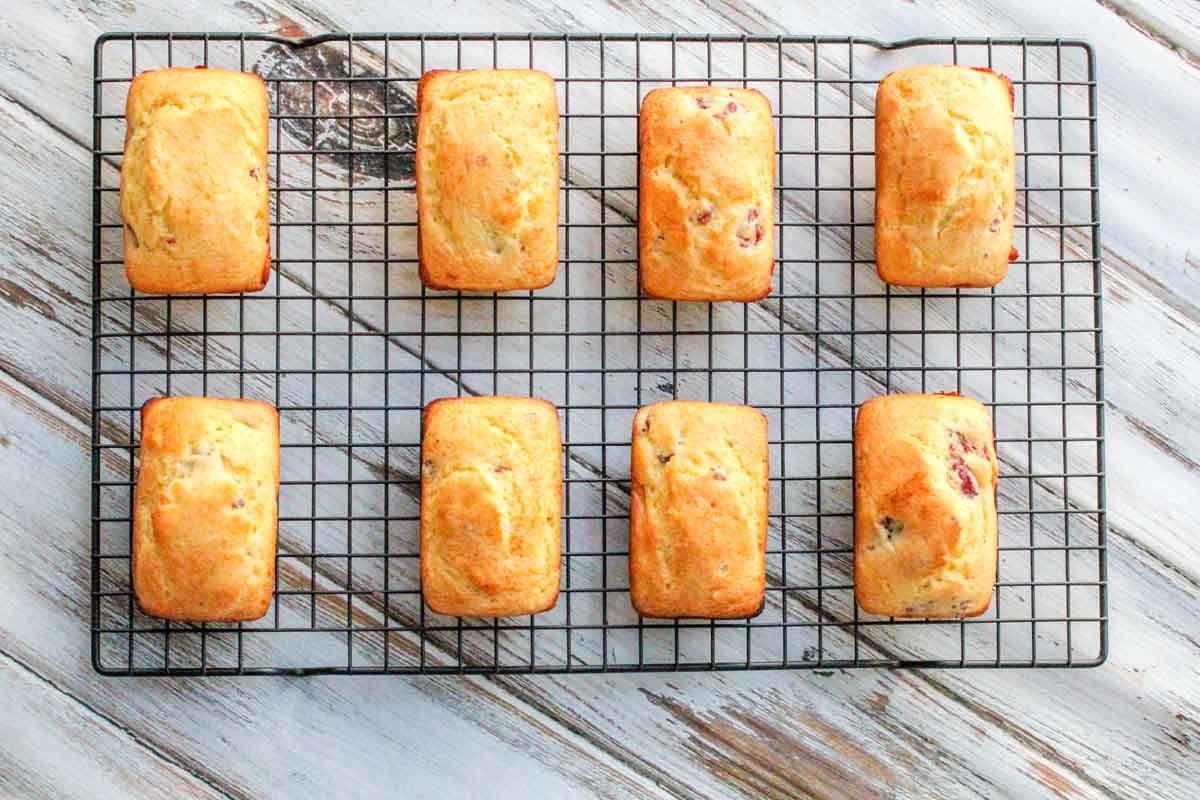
[416,69,560,292]
[133,397,279,621]
[420,397,562,616]
[854,393,998,618]
[639,87,775,301]
[630,401,769,618]
[874,65,1016,288]
[122,67,270,294]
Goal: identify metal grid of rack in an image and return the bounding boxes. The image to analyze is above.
[92,33,1107,674]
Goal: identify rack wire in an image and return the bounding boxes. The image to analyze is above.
[91,33,1107,674]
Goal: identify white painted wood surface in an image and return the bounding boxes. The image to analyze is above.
[1,1,1198,798]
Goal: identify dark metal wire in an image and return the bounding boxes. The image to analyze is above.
[91,33,1107,675]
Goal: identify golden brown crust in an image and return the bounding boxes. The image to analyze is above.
[416,69,560,292]
[419,396,562,616]
[854,393,998,618]
[133,396,279,621]
[122,67,270,294]
[874,65,1016,288]
[638,87,775,301]
[629,401,769,618]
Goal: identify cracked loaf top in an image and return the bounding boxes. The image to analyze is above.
[420,396,562,617]
[874,65,1016,288]
[416,69,560,292]
[639,86,776,301]
[122,67,270,294]
[854,393,998,619]
[630,400,769,618]
[133,396,279,621]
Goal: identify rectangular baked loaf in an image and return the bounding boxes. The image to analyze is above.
[629,401,769,618]
[874,65,1016,288]
[122,67,270,294]
[639,87,775,301]
[854,393,998,618]
[416,69,560,292]
[420,396,562,616]
[133,396,279,621]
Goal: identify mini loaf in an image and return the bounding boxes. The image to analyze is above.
[639,86,776,301]
[874,65,1016,288]
[122,67,270,294]
[629,401,769,618]
[854,393,999,618]
[133,396,279,621]
[416,69,560,292]
[420,396,562,616]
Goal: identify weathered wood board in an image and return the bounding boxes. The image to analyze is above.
[1,0,1198,798]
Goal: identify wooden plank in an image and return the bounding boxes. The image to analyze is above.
[3,70,1199,800]
[1,0,1199,798]
[0,654,230,800]
[1096,0,1200,67]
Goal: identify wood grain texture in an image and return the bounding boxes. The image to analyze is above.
[0,654,230,800]
[0,1,1198,798]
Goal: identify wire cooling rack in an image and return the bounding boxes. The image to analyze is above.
[91,33,1107,674]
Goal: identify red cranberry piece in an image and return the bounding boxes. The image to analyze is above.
[952,459,978,497]
[725,101,738,114]
[746,208,758,222]
[954,431,975,454]
[754,224,764,244]
[249,167,260,179]
[165,237,176,246]
[695,209,712,225]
